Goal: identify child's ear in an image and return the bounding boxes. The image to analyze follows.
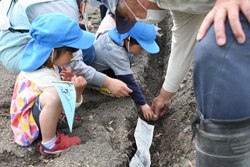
[124,38,129,48]
[125,36,130,41]
[124,37,130,45]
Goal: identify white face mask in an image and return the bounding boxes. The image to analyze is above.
[122,0,167,24]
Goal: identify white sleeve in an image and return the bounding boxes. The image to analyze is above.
[162,10,206,92]
[23,67,61,92]
[75,95,83,108]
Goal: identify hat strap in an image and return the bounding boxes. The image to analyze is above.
[51,48,54,64]
[128,36,130,53]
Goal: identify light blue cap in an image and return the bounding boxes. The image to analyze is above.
[19,13,95,71]
[108,22,159,54]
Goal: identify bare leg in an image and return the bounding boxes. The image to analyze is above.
[39,87,62,143]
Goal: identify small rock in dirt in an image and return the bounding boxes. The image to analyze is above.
[27,147,34,152]
[106,126,115,132]
[183,125,191,133]
[38,155,45,161]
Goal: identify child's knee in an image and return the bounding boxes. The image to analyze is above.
[40,88,61,107]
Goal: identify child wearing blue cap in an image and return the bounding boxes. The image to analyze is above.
[10,13,95,156]
[91,22,160,121]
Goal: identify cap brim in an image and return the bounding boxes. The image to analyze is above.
[67,30,95,50]
[20,39,52,71]
[115,12,135,34]
[108,27,129,46]
[139,41,160,54]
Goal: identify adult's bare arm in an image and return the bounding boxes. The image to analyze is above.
[197,0,250,46]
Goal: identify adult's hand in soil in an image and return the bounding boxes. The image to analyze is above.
[72,75,87,102]
[151,88,174,117]
[197,0,250,46]
[140,104,154,121]
[60,66,74,81]
[103,77,133,98]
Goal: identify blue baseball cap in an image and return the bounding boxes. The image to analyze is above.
[115,11,136,34]
[108,22,159,54]
[19,13,95,71]
[88,0,135,33]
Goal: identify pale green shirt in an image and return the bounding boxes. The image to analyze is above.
[149,0,216,92]
[148,0,216,14]
[0,0,78,74]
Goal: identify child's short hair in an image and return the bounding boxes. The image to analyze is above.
[54,46,78,60]
[130,36,139,45]
[37,46,78,70]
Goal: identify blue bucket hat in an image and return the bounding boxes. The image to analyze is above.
[108,22,159,54]
[19,13,95,71]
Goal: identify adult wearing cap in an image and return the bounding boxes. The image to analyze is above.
[0,0,132,98]
[87,0,250,120]
[88,0,250,166]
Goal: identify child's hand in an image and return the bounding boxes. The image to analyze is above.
[71,75,87,102]
[87,21,94,33]
[60,66,74,81]
[103,77,133,98]
[140,104,154,121]
[78,21,93,33]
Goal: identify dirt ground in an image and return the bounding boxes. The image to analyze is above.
[0,4,197,167]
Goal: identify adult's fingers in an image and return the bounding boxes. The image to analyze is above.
[197,10,216,41]
[228,5,245,44]
[214,7,227,46]
[159,108,167,116]
[241,0,250,24]
[151,99,160,117]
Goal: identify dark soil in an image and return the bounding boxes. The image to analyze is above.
[0,5,196,167]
